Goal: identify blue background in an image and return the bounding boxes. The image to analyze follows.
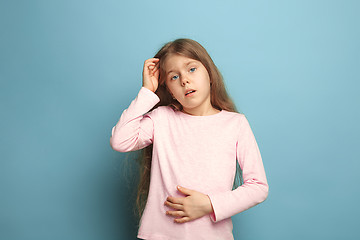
[1,0,359,239]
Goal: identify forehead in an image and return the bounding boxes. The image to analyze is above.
[164,54,199,72]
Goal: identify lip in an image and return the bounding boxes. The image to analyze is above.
[185,89,196,96]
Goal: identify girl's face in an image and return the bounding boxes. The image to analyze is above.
[164,54,215,116]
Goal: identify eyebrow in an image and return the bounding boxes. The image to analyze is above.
[166,60,198,76]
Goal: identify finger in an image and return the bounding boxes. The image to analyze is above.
[146,63,158,72]
[177,186,194,195]
[145,62,155,68]
[166,210,186,217]
[144,62,154,70]
[150,66,159,77]
[145,58,160,65]
[165,200,184,210]
[174,216,191,223]
[154,68,160,79]
[147,64,158,73]
[145,58,158,62]
[167,196,185,205]
[151,63,160,73]
[150,61,158,69]
[149,61,160,68]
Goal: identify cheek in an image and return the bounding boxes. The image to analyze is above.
[165,83,177,96]
[164,80,172,90]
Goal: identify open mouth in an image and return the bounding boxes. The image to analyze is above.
[185,90,196,96]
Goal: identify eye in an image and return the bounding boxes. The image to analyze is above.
[190,67,196,72]
[171,75,179,80]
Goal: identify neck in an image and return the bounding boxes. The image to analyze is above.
[181,106,220,116]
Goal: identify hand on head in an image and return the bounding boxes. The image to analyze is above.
[142,58,160,93]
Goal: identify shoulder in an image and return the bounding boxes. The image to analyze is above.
[221,110,246,122]
[144,105,174,118]
[157,105,172,111]
[155,105,174,115]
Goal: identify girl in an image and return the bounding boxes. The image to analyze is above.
[110,38,269,240]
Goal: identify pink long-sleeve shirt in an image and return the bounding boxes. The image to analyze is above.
[110,87,269,240]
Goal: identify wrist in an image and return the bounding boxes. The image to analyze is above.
[206,195,214,214]
[143,85,154,93]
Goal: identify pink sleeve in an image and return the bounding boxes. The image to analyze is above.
[207,115,269,222]
[110,87,160,152]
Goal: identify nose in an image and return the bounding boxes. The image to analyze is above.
[181,75,190,86]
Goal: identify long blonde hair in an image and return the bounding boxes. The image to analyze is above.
[129,38,244,225]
